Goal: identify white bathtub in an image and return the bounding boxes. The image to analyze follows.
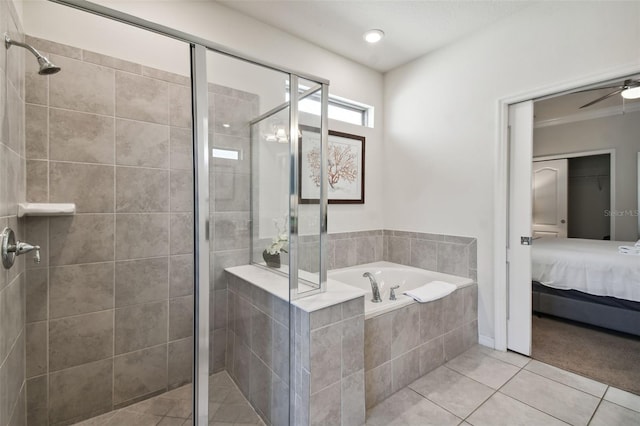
[328,261,474,319]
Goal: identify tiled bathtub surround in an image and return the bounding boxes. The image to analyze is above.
[364,283,478,408]
[327,230,477,281]
[0,0,27,425]
[23,34,195,425]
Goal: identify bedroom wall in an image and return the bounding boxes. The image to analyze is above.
[383,0,640,344]
[534,111,640,242]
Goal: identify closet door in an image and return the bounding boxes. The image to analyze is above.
[532,159,568,238]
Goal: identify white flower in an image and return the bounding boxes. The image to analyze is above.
[265,216,289,255]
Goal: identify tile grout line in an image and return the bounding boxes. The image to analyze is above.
[586,387,608,426]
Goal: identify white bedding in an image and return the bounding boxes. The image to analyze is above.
[531,238,640,302]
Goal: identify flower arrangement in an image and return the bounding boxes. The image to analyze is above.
[264,216,288,264]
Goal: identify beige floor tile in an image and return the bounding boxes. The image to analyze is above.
[468,392,567,426]
[72,411,116,425]
[501,370,599,426]
[446,348,520,389]
[589,401,640,426]
[103,410,164,426]
[603,386,640,413]
[524,360,607,397]
[366,388,461,426]
[476,345,531,368]
[166,399,192,419]
[126,397,178,416]
[164,385,193,401]
[408,366,494,418]
[157,417,186,426]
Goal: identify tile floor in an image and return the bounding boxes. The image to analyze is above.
[73,344,640,426]
[366,345,640,426]
[73,371,264,426]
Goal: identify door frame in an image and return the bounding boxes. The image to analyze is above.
[493,65,640,351]
[534,149,616,239]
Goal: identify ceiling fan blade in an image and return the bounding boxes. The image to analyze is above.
[579,89,623,109]
[573,84,622,94]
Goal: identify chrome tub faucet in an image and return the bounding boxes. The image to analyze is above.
[363,272,382,303]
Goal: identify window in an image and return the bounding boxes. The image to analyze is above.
[286,84,373,127]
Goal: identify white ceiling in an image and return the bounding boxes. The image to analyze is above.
[216,0,535,72]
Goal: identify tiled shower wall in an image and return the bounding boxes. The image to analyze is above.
[22,36,196,425]
[0,0,27,424]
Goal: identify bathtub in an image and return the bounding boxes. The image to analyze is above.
[328,261,474,319]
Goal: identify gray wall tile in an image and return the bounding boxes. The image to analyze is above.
[419,336,445,376]
[310,323,342,394]
[170,213,193,255]
[115,301,168,354]
[116,71,168,124]
[391,304,420,358]
[26,160,47,203]
[168,337,193,389]
[169,254,193,297]
[114,345,168,405]
[170,170,193,212]
[342,370,365,426]
[115,257,169,307]
[83,50,141,74]
[419,298,444,343]
[342,315,364,378]
[251,307,272,367]
[169,127,192,170]
[50,162,114,213]
[25,103,47,159]
[49,108,114,164]
[48,359,113,424]
[364,313,391,371]
[392,347,421,392]
[437,242,469,277]
[116,214,169,260]
[365,362,391,409]
[49,215,115,266]
[49,55,115,116]
[310,381,341,426]
[213,212,249,251]
[410,238,437,270]
[116,167,169,212]
[116,119,169,168]
[26,268,47,322]
[169,296,193,341]
[49,310,113,371]
[27,376,48,426]
[169,84,191,128]
[26,321,47,378]
[49,263,114,318]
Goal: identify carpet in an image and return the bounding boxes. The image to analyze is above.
[532,315,640,396]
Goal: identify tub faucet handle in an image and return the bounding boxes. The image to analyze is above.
[390,285,400,301]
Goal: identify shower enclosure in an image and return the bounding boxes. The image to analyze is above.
[5,1,329,425]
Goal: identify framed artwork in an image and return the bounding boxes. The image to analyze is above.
[299,125,365,204]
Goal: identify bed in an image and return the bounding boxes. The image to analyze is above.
[531,237,640,336]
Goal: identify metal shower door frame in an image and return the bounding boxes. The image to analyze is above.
[47,1,330,424]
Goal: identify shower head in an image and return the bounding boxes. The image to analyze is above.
[4,33,61,75]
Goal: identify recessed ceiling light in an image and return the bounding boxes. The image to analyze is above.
[222,123,231,128]
[363,29,384,44]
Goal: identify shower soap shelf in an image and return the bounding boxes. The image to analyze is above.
[18,203,76,218]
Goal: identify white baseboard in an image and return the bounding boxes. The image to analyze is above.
[478,335,495,349]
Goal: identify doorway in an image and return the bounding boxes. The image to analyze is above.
[505,75,640,395]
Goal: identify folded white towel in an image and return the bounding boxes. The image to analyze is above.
[403,281,457,303]
[635,239,640,247]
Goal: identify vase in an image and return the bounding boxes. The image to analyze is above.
[262,250,281,268]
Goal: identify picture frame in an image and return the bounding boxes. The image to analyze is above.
[299,125,365,204]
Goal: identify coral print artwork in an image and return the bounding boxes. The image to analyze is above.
[299,126,365,204]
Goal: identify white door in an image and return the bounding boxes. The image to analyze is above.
[532,159,568,238]
[507,101,533,356]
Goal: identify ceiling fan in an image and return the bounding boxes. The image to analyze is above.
[579,79,640,109]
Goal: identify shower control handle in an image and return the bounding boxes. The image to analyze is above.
[1,227,41,269]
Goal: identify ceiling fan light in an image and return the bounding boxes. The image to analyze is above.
[621,86,640,100]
